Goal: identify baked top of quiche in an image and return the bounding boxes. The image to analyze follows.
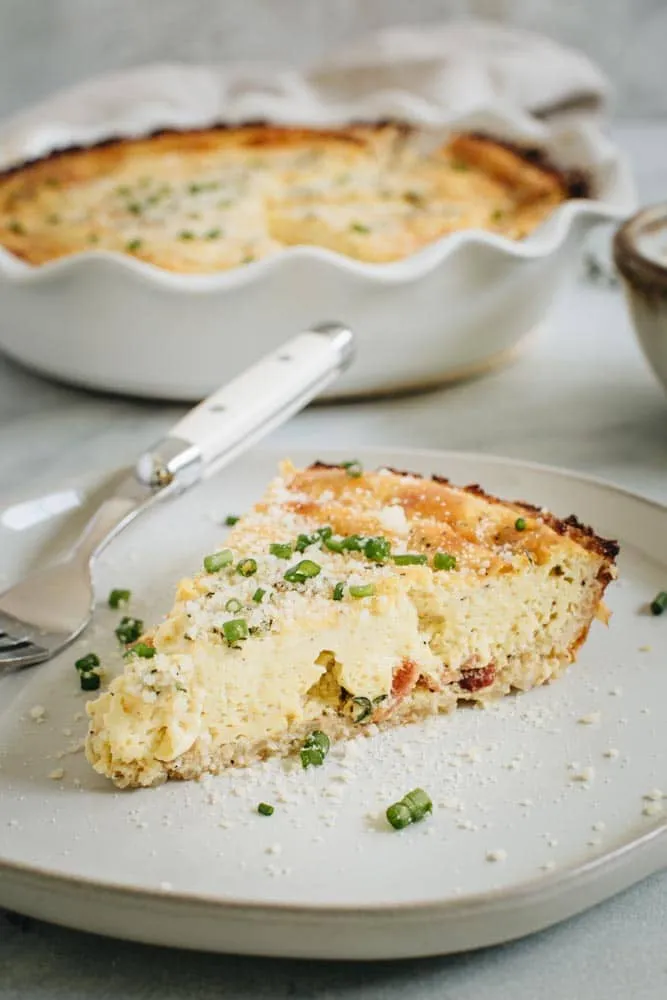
[0,125,584,273]
[85,461,617,789]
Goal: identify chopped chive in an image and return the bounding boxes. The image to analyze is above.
[80,671,101,692]
[650,591,667,616]
[316,526,333,541]
[324,535,345,553]
[300,730,330,768]
[88,233,99,245]
[491,208,505,223]
[75,652,100,673]
[341,460,363,478]
[515,517,527,531]
[252,587,266,603]
[188,182,203,194]
[257,802,274,816]
[352,696,372,723]
[126,238,142,252]
[350,222,370,234]
[116,185,131,196]
[236,558,258,577]
[8,220,25,235]
[225,515,240,526]
[349,583,375,599]
[296,533,315,553]
[433,552,457,571]
[205,228,222,239]
[269,542,293,559]
[225,598,243,614]
[284,559,321,583]
[242,254,256,264]
[333,582,345,601]
[341,534,365,552]
[386,788,432,830]
[132,642,156,659]
[393,553,428,566]
[108,588,131,609]
[204,549,233,573]
[127,202,142,215]
[222,618,249,644]
[178,230,195,240]
[115,616,143,644]
[364,537,391,562]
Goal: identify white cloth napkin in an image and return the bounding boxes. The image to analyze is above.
[0,20,611,166]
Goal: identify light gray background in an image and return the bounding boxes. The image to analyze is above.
[0,0,666,121]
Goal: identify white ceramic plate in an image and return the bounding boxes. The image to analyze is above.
[0,448,665,960]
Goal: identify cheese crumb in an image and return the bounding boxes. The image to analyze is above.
[29,705,47,721]
[49,768,65,781]
[642,801,664,817]
[571,766,595,783]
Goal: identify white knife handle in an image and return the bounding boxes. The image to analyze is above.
[135,323,354,489]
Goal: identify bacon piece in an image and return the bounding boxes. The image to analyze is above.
[459,661,496,692]
[391,658,421,698]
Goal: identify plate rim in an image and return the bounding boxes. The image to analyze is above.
[1,446,666,941]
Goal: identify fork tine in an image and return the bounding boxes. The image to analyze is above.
[0,642,50,667]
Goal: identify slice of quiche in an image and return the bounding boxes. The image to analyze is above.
[86,462,618,788]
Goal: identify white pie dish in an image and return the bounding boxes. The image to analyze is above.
[0,447,665,960]
[0,111,634,400]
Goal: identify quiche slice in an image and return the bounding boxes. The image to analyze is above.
[86,462,618,788]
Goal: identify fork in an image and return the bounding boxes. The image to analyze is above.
[0,322,354,671]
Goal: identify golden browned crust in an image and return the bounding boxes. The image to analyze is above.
[0,123,584,272]
[307,461,619,567]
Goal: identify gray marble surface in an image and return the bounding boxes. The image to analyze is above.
[1,120,667,997]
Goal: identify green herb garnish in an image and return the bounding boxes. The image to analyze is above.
[108,588,131,609]
[236,558,258,577]
[269,542,293,559]
[115,616,143,644]
[252,587,266,603]
[350,223,370,234]
[224,515,240,526]
[204,549,233,573]
[8,220,25,235]
[257,802,274,816]
[80,671,101,692]
[333,582,345,601]
[364,537,391,562]
[349,583,375,599]
[393,553,428,566]
[515,517,527,531]
[225,598,243,614]
[386,788,432,830]
[205,228,222,239]
[433,552,456,571]
[650,591,667,616]
[127,202,142,215]
[342,460,363,478]
[178,230,195,241]
[222,618,249,644]
[300,730,330,768]
[126,238,142,252]
[132,642,156,659]
[284,559,321,583]
[75,652,100,673]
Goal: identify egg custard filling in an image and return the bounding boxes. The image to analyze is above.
[86,461,617,788]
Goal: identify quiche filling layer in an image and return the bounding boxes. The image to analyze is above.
[86,463,617,788]
[0,126,578,272]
